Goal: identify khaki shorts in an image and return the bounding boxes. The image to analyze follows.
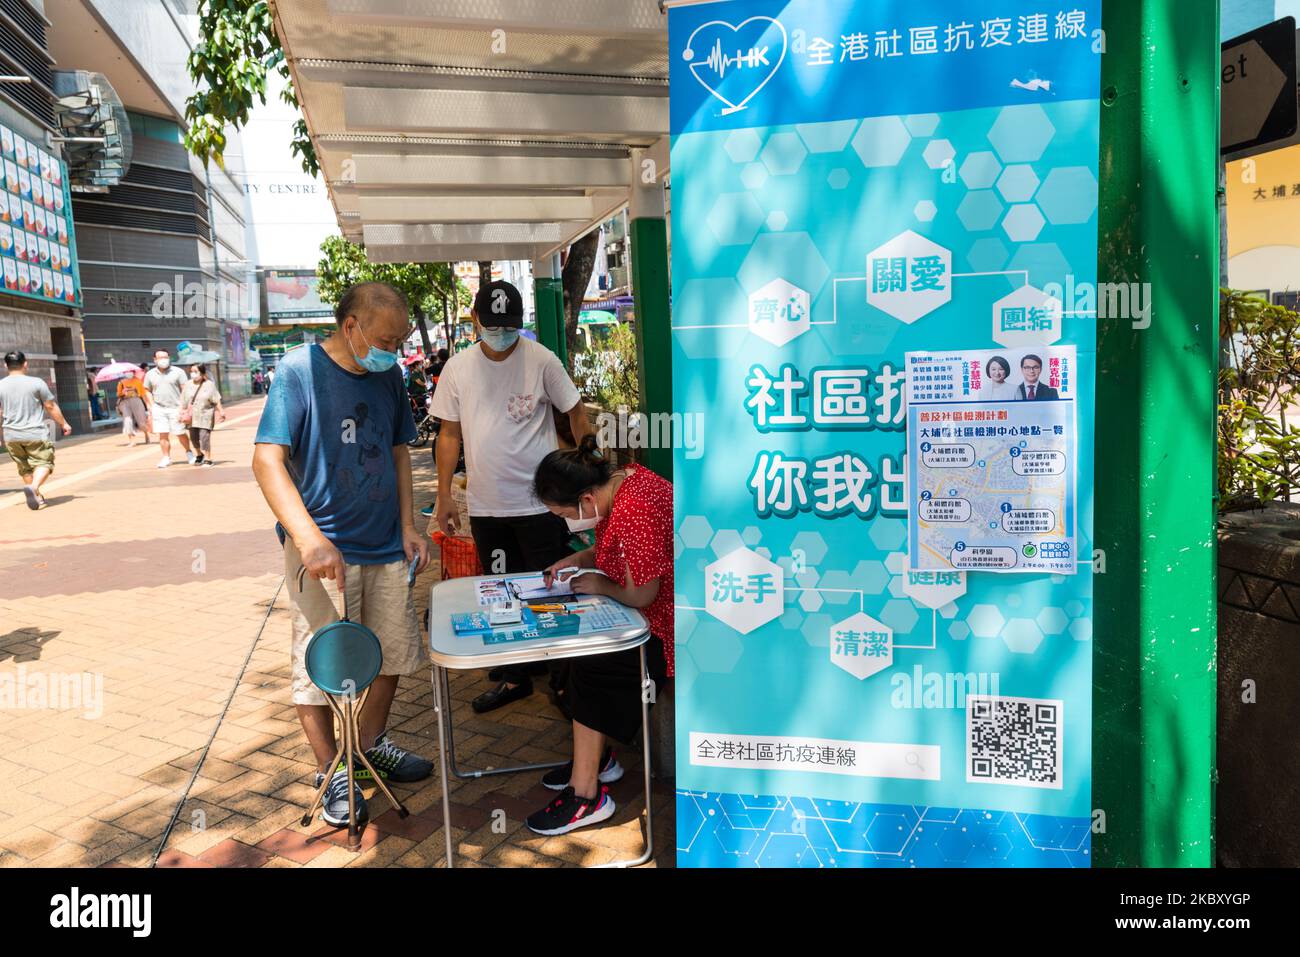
[284,538,427,706]
[6,439,54,477]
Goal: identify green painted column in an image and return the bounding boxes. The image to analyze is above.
[533,254,565,364]
[630,148,673,480]
[1093,0,1220,866]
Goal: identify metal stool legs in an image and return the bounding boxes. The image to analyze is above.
[299,686,411,850]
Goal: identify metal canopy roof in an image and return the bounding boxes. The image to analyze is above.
[269,0,670,264]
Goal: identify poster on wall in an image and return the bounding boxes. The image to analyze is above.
[906,346,1079,575]
[669,0,1100,867]
[0,122,79,308]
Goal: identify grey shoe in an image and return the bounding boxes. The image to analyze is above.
[352,732,433,783]
[316,768,368,827]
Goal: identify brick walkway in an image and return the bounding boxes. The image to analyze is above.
[0,398,673,867]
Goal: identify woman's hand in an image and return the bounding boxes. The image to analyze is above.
[569,572,607,596]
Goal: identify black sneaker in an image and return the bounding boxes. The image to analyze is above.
[525,786,615,836]
[345,731,433,783]
[541,748,624,791]
[316,769,368,827]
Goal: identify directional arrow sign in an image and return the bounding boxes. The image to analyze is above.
[1222,17,1298,157]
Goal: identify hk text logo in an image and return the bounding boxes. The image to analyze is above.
[682,17,788,115]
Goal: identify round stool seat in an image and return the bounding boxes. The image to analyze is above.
[305,620,383,696]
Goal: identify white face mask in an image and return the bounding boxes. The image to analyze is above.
[157,358,170,370]
[564,496,602,533]
[190,372,202,382]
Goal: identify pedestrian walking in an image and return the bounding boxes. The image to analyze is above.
[116,374,149,446]
[144,349,195,468]
[0,350,73,510]
[180,363,225,467]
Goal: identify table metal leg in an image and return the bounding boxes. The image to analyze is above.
[431,663,455,868]
[441,664,567,780]
[599,644,654,868]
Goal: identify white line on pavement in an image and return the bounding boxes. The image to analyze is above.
[0,408,264,512]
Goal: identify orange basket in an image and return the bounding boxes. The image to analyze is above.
[431,530,482,579]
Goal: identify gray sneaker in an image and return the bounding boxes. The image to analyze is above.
[315,768,368,827]
[347,732,433,783]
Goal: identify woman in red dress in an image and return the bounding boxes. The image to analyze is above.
[524,434,675,836]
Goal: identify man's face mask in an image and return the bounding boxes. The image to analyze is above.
[347,319,400,373]
[156,357,170,370]
[480,326,520,351]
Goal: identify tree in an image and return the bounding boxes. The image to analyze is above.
[561,230,601,357]
[316,236,468,353]
[184,0,317,175]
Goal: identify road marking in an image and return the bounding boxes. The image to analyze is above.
[0,408,264,512]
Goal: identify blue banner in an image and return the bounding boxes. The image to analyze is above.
[669,0,1101,867]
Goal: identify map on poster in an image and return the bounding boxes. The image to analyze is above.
[906,347,1078,574]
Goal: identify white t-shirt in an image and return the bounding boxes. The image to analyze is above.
[430,337,581,517]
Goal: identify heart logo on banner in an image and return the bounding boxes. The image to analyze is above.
[683,16,788,116]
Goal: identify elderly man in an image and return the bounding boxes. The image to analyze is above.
[252,281,433,828]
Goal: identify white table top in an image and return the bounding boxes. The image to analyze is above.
[427,574,650,670]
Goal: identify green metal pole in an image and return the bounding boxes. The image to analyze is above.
[629,148,673,480]
[1093,0,1220,866]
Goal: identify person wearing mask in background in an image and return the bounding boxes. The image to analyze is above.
[144,349,195,468]
[0,350,73,510]
[430,280,592,714]
[526,435,675,835]
[116,373,149,447]
[252,281,433,828]
[180,364,225,467]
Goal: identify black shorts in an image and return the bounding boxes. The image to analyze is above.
[566,635,668,745]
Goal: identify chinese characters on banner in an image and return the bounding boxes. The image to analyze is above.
[906,347,1078,574]
[669,0,1099,868]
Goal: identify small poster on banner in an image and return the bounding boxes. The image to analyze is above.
[40,152,51,182]
[65,276,75,303]
[21,200,33,230]
[2,257,14,289]
[16,261,29,292]
[37,236,49,266]
[56,216,67,244]
[0,127,11,159]
[906,347,1078,575]
[14,136,26,169]
[52,157,61,188]
[17,168,29,200]
[43,268,53,298]
[52,182,63,213]
[5,160,17,193]
[25,140,38,171]
[0,222,10,254]
[13,229,25,261]
[53,271,63,299]
[34,207,45,236]
[0,192,8,222]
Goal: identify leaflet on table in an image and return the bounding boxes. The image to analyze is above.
[905,346,1078,575]
[452,601,637,644]
[474,570,609,605]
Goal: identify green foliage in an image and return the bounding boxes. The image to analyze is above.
[572,322,640,413]
[1218,289,1300,511]
[315,235,468,320]
[185,0,318,175]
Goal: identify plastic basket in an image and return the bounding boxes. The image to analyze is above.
[431,530,482,579]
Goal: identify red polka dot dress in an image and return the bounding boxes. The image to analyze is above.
[593,464,676,676]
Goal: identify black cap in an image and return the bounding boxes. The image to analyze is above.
[473,279,525,329]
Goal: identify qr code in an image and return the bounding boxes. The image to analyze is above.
[966,694,1063,790]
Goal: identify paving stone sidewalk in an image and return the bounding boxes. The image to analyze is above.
[0,398,673,868]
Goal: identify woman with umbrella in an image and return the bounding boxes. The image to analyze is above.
[96,362,148,446]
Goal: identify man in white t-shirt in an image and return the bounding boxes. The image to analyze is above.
[431,279,591,713]
[143,349,195,468]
